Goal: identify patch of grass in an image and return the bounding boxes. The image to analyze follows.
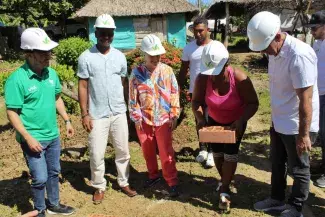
[0,60,23,73]
[257,89,271,115]
[0,97,8,125]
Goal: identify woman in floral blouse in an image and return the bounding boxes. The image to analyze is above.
[129,34,180,197]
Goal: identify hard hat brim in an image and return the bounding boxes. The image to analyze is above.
[249,39,271,52]
[94,25,116,29]
[142,47,166,56]
[200,58,228,76]
[21,41,58,51]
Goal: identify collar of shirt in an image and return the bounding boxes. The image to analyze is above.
[314,39,325,53]
[274,33,291,60]
[23,62,49,79]
[141,63,162,77]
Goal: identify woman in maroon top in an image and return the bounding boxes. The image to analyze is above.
[192,41,259,212]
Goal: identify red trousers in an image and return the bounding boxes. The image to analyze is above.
[136,122,178,186]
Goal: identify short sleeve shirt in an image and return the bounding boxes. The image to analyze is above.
[313,39,325,95]
[181,40,212,93]
[77,45,127,119]
[5,63,61,142]
[268,34,319,134]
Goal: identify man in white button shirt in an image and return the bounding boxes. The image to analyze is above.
[247,11,319,217]
[308,10,325,188]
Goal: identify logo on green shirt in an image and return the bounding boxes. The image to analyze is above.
[28,85,38,92]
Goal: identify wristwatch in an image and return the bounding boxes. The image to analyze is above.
[65,119,71,124]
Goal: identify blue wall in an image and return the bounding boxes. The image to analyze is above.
[167,13,186,48]
[88,17,136,49]
[88,14,187,49]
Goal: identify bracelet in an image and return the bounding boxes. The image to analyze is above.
[65,119,71,124]
[81,113,89,118]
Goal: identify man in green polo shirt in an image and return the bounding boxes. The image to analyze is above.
[5,28,75,217]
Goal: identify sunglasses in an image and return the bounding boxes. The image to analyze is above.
[97,30,114,37]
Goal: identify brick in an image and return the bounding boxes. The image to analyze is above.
[199,126,236,144]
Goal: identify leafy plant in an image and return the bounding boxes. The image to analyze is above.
[54,37,92,70]
[0,0,88,28]
[52,64,80,114]
[0,71,11,96]
[52,64,77,84]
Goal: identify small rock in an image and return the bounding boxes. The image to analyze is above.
[66,150,81,159]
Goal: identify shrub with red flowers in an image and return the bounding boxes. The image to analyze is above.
[126,42,190,106]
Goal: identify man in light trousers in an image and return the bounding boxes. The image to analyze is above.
[247,11,319,217]
[78,14,137,205]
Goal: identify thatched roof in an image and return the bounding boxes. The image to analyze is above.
[204,0,324,19]
[76,0,199,17]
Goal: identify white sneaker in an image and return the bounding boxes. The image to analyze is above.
[196,150,208,163]
[205,152,215,167]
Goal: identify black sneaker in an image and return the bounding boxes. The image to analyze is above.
[47,204,75,215]
[169,185,180,198]
[37,210,46,217]
[315,174,325,188]
[144,177,161,188]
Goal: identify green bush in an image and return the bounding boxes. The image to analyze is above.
[52,64,80,115]
[53,64,77,84]
[2,49,24,61]
[0,71,11,96]
[54,37,92,70]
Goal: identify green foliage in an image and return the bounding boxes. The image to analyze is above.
[230,15,248,32]
[54,37,91,70]
[0,0,88,27]
[52,64,80,114]
[52,64,77,84]
[126,42,190,106]
[61,95,80,115]
[229,36,248,48]
[2,49,24,61]
[0,71,11,96]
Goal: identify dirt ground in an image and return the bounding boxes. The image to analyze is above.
[0,53,324,217]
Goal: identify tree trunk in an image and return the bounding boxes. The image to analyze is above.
[61,86,79,101]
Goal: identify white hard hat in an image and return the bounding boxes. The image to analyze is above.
[94,14,116,29]
[140,34,166,56]
[200,40,229,76]
[20,28,58,51]
[247,11,281,51]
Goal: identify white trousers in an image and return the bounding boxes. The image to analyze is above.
[89,113,130,190]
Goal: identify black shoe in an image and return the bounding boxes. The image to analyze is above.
[169,185,180,198]
[144,177,161,188]
[47,204,75,215]
[37,210,46,217]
